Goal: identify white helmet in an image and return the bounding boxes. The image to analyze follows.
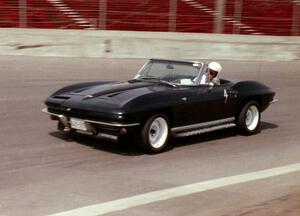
[208,62,222,74]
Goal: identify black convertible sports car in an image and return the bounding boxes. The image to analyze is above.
[43,59,277,153]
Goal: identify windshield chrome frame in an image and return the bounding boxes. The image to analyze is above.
[134,59,204,86]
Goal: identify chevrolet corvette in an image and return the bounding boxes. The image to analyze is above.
[42,59,277,153]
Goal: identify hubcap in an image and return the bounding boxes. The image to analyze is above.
[148,117,168,148]
[245,105,259,131]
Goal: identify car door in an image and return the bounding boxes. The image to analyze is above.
[202,84,238,121]
[171,84,238,127]
[170,86,205,127]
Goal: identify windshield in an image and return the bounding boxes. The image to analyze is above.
[134,59,202,86]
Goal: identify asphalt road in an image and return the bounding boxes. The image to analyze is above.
[0,56,299,216]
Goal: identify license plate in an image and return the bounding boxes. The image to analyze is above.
[70,118,87,131]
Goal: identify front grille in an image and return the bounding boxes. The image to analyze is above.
[53,95,70,100]
[48,106,122,124]
[63,108,123,123]
[91,124,120,135]
[48,107,65,114]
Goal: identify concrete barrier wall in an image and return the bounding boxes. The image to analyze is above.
[0,28,300,61]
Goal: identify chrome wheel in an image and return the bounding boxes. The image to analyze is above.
[245,105,259,131]
[148,117,169,149]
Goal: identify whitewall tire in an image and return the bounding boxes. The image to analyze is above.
[140,114,170,153]
[238,101,261,135]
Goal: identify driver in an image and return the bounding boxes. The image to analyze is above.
[200,62,222,85]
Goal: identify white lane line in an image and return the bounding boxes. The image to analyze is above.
[49,163,300,216]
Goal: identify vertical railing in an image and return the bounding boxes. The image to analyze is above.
[169,0,177,32]
[19,0,27,28]
[99,0,107,30]
[214,0,226,33]
[292,2,300,36]
[233,0,243,34]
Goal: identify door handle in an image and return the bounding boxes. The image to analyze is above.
[228,90,238,98]
[228,90,238,94]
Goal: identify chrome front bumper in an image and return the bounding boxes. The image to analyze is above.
[42,108,69,129]
[269,99,279,104]
[41,108,140,141]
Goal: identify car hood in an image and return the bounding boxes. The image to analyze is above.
[73,81,155,98]
[49,81,172,113]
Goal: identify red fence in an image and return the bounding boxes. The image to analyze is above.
[0,0,299,36]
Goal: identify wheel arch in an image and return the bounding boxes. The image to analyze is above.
[236,99,261,135]
[236,95,263,119]
[140,107,174,127]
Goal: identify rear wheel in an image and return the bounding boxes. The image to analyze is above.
[140,114,170,154]
[237,101,261,135]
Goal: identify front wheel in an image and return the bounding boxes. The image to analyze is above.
[237,101,261,135]
[140,114,170,154]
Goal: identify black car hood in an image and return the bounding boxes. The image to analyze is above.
[50,81,172,114]
[73,81,155,98]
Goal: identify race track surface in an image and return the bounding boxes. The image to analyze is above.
[0,56,299,216]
